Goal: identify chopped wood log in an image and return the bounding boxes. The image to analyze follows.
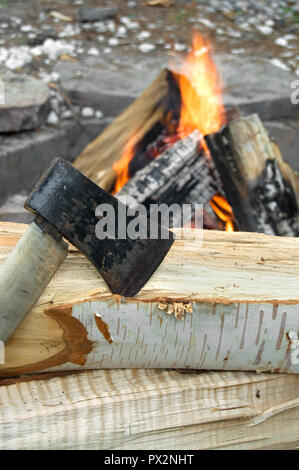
[1,222,299,376]
[117,131,222,226]
[206,113,299,236]
[0,369,298,449]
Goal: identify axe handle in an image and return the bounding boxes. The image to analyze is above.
[0,220,68,344]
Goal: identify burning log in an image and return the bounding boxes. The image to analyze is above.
[74,35,298,235]
[1,222,299,376]
[74,34,228,229]
[117,131,222,226]
[74,33,226,195]
[206,114,299,236]
[74,69,174,191]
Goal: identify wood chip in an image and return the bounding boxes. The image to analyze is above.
[50,11,73,22]
[146,0,173,6]
[158,301,193,320]
[59,53,77,62]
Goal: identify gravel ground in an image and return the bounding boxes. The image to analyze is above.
[0,0,298,75]
[0,0,298,124]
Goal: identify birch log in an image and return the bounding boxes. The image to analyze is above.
[0,369,298,449]
[0,222,299,376]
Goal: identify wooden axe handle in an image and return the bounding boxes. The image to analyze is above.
[0,221,68,343]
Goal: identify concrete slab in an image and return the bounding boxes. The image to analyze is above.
[0,117,112,206]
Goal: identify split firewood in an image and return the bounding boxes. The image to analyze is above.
[0,369,298,449]
[206,113,299,236]
[0,222,299,376]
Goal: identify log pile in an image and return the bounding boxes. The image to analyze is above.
[0,223,299,449]
[1,222,299,376]
[1,69,299,450]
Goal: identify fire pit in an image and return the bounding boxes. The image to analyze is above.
[74,31,299,237]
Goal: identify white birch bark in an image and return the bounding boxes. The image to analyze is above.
[0,223,298,375]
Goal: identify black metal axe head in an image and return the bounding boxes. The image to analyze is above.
[25,158,175,297]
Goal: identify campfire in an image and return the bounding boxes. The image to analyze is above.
[112,31,235,232]
[75,31,299,238]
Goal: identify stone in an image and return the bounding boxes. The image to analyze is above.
[20,24,35,33]
[174,43,187,52]
[139,43,156,53]
[0,194,32,224]
[47,111,59,125]
[216,55,297,112]
[31,38,75,61]
[58,24,81,38]
[268,58,290,71]
[275,37,288,47]
[88,47,100,56]
[81,106,94,118]
[54,53,299,119]
[0,117,112,207]
[106,20,116,32]
[197,18,215,28]
[116,26,127,37]
[255,25,273,35]
[95,110,104,119]
[61,109,73,120]
[0,72,50,133]
[137,31,151,40]
[4,46,33,70]
[53,57,158,116]
[120,16,139,30]
[77,6,118,22]
[265,119,299,173]
[108,38,119,46]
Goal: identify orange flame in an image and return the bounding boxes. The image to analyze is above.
[113,133,137,193]
[176,33,234,231]
[113,31,234,231]
[210,194,235,232]
[175,31,226,138]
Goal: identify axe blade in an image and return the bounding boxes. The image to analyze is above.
[25,159,175,297]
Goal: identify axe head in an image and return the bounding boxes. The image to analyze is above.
[25,158,175,297]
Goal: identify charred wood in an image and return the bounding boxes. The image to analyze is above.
[117,131,222,227]
[206,113,299,236]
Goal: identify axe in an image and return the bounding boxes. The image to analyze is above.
[0,158,174,343]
